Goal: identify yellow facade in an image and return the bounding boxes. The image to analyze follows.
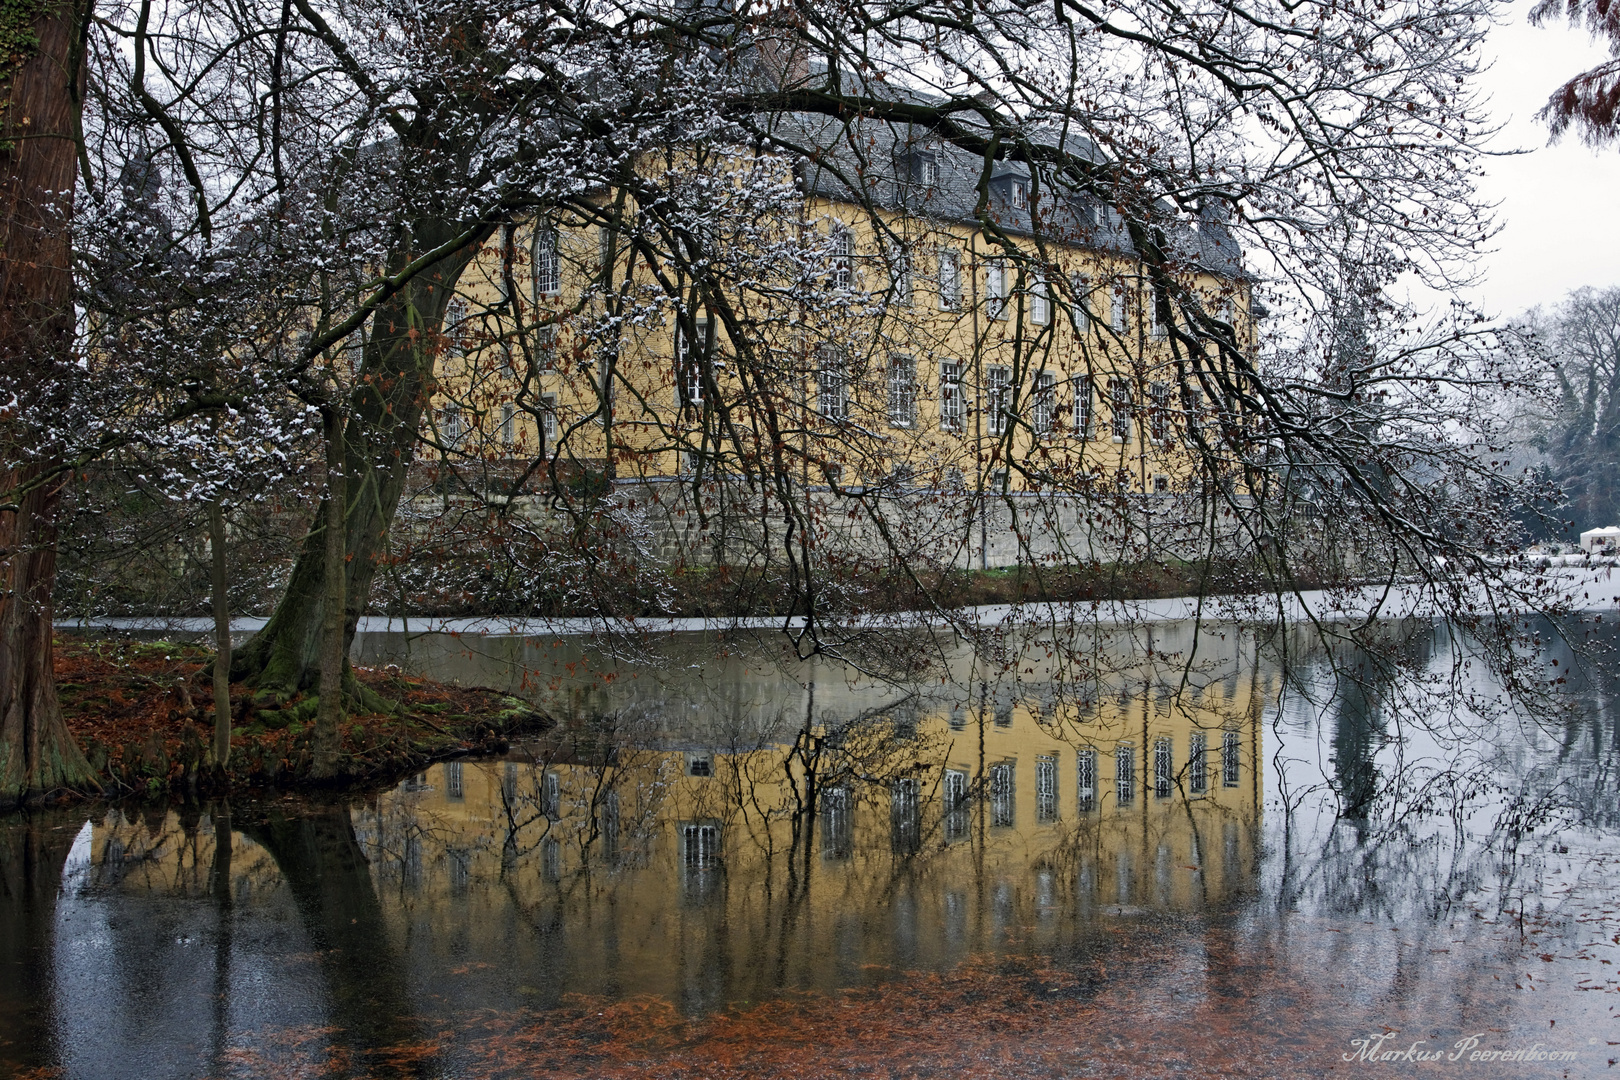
[428,149,1254,494]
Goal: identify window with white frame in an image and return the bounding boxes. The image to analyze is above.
[1032,370,1056,435]
[985,259,1008,320]
[1222,730,1242,786]
[541,836,562,882]
[500,403,516,445]
[445,298,469,361]
[1073,374,1094,437]
[540,394,558,451]
[1154,737,1173,798]
[817,345,848,420]
[443,760,464,800]
[990,761,1015,827]
[535,323,556,370]
[1076,748,1097,811]
[1189,731,1207,794]
[891,776,920,854]
[1070,273,1093,332]
[944,768,970,841]
[1110,281,1128,333]
[598,224,614,270]
[938,247,962,309]
[682,822,721,869]
[1011,179,1029,210]
[821,785,853,858]
[1150,294,1169,339]
[1153,473,1170,494]
[1115,744,1135,805]
[532,223,559,298]
[912,150,940,187]
[1110,377,1132,440]
[986,365,1011,436]
[1150,380,1172,443]
[888,353,916,428]
[441,403,464,448]
[830,226,853,290]
[1036,754,1058,823]
[940,361,963,431]
[675,316,712,409]
[541,770,561,819]
[889,245,912,306]
[1031,276,1051,325]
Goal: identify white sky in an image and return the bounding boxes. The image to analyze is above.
[1468,0,1620,318]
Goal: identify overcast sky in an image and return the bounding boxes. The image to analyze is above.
[1467,0,1620,318]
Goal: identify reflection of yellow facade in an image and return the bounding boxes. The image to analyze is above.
[429,143,1254,493]
[84,632,1269,1008]
[340,677,1263,1002]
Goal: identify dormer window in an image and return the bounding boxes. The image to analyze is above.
[1011,180,1029,210]
[911,151,940,187]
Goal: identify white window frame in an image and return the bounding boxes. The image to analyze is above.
[1150,380,1172,444]
[1032,370,1056,436]
[1223,730,1242,787]
[1076,748,1097,811]
[540,394,558,451]
[817,345,848,421]
[676,316,712,409]
[1031,276,1051,326]
[682,821,721,868]
[441,403,465,448]
[889,244,912,306]
[938,247,961,310]
[532,223,560,298]
[985,365,1011,436]
[500,402,516,445]
[940,361,964,432]
[1189,731,1208,795]
[1036,754,1058,824]
[887,353,916,428]
[1070,273,1093,333]
[1109,376,1132,441]
[1115,744,1135,805]
[990,761,1015,828]
[830,226,853,291]
[985,259,1008,321]
[1011,179,1029,210]
[1110,281,1128,333]
[1073,374,1094,438]
[1154,737,1173,798]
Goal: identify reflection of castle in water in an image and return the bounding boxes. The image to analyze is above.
[76,625,1271,1017]
[340,660,1267,1008]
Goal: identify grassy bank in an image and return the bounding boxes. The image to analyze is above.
[53,637,552,801]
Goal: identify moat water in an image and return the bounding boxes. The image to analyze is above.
[4,618,1619,1078]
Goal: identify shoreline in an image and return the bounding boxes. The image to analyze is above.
[35,638,554,809]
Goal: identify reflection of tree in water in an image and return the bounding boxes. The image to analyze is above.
[238,804,437,1077]
[0,807,89,1078]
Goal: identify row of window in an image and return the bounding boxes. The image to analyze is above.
[844,356,1189,444]
[529,215,1235,339]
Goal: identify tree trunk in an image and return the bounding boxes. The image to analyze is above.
[312,406,345,778]
[0,0,96,806]
[208,499,232,769]
[231,237,483,693]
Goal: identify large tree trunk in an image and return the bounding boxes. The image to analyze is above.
[0,0,96,805]
[231,234,482,694]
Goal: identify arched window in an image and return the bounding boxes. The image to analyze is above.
[532,222,559,298]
